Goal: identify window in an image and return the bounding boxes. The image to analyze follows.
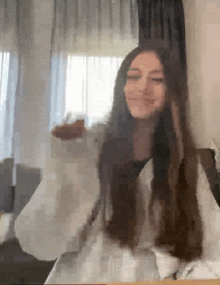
[65,55,123,128]
[0,52,10,105]
[0,52,10,160]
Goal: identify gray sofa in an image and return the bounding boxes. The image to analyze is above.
[0,161,55,284]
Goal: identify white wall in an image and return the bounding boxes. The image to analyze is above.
[183,0,220,168]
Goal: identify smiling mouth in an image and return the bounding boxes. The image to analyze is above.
[127,98,155,104]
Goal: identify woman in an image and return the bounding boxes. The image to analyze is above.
[15,40,220,283]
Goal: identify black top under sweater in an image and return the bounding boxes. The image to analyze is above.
[132,157,151,180]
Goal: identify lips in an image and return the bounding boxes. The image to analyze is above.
[127,97,155,104]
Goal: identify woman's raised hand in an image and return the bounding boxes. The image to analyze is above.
[51,118,86,141]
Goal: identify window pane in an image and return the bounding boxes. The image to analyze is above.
[0,52,10,160]
[65,55,123,128]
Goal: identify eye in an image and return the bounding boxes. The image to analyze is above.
[127,75,141,81]
[151,78,165,83]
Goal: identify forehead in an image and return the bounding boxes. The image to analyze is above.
[129,52,163,71]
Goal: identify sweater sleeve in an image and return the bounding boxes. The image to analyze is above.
[14,124,105,261]
[151,247,180,279]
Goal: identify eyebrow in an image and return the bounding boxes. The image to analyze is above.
[127,68,163,74]
[150,70,163,74]
[128,68,140,72]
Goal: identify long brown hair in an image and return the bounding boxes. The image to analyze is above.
[97,40,203,262]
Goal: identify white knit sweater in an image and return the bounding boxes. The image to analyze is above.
[14,124,220,283]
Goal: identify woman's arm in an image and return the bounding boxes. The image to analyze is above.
[14,123,105,261]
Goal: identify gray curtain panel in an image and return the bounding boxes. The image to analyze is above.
[136,0,186,69]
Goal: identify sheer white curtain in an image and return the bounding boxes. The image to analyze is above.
[0,0,26,237]
[65,55,124,127]
[49,0,139,129]
[0,1,20,161]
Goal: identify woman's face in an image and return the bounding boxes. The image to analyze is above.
[124,52,166,120]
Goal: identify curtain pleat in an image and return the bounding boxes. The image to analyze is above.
[0,0,18,53]
[48,54,67,131]
[109,0,113,44]
[4,55,18,159]
[51,0,138,57]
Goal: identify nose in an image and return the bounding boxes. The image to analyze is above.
[138,76,152,93]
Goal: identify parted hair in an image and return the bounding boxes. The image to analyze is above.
[97,40,203,262]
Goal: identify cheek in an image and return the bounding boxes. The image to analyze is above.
[124,82,137,93]
[124,90,134,99]
[154,87,166,106]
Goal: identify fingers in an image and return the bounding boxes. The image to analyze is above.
[75,119,85,128]
[51,119,86,140]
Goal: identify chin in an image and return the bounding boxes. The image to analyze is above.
[129,106,161,120]
[130,111,154,120]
